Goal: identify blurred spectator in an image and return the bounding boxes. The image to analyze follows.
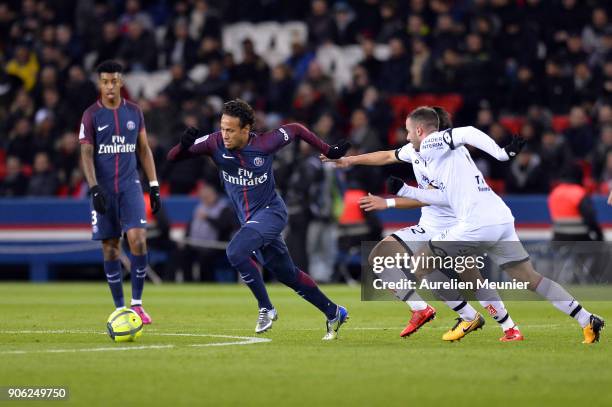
[307,0,334,46]
[5,44,39,91]
[95,21,122,67]
[266,64,294,116]
[117,20,158,72]
[359,38,382,84]
[197,58,227,98]
[188,0,221,40]
[165,18,198,69]
[410,37,434,92]
[379,37,410,93]
[27,151,59,196]
[540,128,574,180]
[64,65,98,125]
[181,183,236,281]
[331,2,358,45]
[376,1,403,43]
[564,106,595,159]
[118,0,154,34]
[543,58,574,114]
[7,118,34,164]
[505,147,550,194]
[508,66,542,114]
[234,39,270,93]
[163,64,197,105]
[349,108,381,153]
[594,125,612,181]
[54,132,80,186]
[0,156,28,197]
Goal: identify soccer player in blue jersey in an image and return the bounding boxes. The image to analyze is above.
[79,60,161,324]
[167,99,349,339]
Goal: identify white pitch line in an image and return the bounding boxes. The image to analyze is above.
[0,330,271,355]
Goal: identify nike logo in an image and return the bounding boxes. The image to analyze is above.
[222,154,235,159]
[140,219,147,224]
[97,125,109,131]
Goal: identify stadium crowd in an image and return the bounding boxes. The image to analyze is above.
[1,0,611,198]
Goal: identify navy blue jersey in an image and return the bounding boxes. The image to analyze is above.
[168,124,331,225]
[79,98,145,193]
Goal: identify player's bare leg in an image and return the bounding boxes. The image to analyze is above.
[369,236,436,337]
[505,261,604,343]
[126,228,152,324]
[459,266,523,341]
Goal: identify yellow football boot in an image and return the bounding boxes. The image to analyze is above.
[583,314,605,344]
[442,313,485,342]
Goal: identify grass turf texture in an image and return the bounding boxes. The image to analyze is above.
[0,283,610,407]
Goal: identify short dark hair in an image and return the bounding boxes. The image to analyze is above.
[96,60,123,75]
[222,99,255,128]
[432,106,452,129]
[409,107,439,131]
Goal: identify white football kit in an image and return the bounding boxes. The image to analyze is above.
[395,127,530,268]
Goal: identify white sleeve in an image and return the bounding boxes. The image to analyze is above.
[394,145,412,163]
[451,126,510,161]
[400,186,448,206]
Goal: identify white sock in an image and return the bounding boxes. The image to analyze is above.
[475,287,515,331]
[406,292,428,311]
[535,277,591,328]
[131,299,142,306]
[115,306,125,311]
[446,300,478,321]
[381,267,428,310]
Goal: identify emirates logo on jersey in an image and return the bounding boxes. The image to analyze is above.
[253,157,264,167]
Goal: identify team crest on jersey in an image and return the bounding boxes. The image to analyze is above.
[253,157,264,167]
[126,120,136,131]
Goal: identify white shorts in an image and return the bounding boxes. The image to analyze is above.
[429,222,530,269]
[390,224,437,255]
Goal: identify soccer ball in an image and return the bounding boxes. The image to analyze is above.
[106,308,143,342]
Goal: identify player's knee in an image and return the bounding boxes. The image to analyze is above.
[102,240,120,260]
[226,240,249,267]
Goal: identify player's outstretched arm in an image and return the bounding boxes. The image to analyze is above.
[452,126,524,161]
[608,190,612,206]
[167,127,213,162]
[136,127,161,213]
[399,185,448,206]
[267,123,351,158]
[321,150,398,168]
[359,193,427,212]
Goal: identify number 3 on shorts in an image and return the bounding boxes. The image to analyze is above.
[91,210,98,225]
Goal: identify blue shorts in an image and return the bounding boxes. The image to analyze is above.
[242,205,288,263]
[90,182,146,240]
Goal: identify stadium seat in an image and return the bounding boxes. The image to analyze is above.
[499,116,525,135]
[552,115,570,132]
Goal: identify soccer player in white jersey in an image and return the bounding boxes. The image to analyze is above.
[328,107,523,341]
[395,107,603,343]
[357,107,523,341]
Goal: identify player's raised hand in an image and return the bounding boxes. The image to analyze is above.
[90,185,106,214]
[325,140,351,159]
[319,155,352,168]
[503,134,526,159]
[149,185,161,214]
[180,127,199,149]
[359,193,388,212]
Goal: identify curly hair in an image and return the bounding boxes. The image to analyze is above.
[432,106,452,129]
[96,60,123,75]
[222,99,255,128]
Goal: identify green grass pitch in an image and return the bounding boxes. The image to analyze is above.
[0,283,610,407]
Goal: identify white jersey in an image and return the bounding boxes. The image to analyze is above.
[395,143,456,231]
[398,126,514,228]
